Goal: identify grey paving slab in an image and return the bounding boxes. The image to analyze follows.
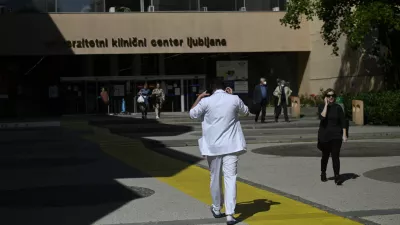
[167,140,400,225]
[363,166,400,183]
[362,214,400,225]
[252,142,400,157]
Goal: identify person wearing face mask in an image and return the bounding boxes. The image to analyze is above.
[273,80,292,122]
[252,78,268,123]
[317,88,348,185]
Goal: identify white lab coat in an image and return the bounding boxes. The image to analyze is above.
[189,90,249,156]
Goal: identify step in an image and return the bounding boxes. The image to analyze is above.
[140,132,400,147]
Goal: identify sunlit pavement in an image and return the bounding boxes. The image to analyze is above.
[1,115,399,225]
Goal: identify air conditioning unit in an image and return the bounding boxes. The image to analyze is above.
[239,7,246,11]
[148,5,154,12]
[201,7,208,12]
[109,7,116,12]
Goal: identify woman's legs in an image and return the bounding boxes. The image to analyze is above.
[330,139,343,177]
[320,142,331,174]
[155,103,160,119]
[139,104,146,119]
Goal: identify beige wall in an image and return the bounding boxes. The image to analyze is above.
[0,12,310,55]
[298,19,384,96]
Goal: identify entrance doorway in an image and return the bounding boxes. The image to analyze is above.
[60,75,206,115]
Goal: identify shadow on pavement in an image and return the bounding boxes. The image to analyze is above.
[236,199,281,222]
[0,114,205,225]
[328,173,360,185]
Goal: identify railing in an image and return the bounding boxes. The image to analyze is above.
[2,0,287,13]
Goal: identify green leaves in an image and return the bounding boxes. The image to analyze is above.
[281,0,400,55]
[281,0,400,89]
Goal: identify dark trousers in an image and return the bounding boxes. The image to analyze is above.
[320,139,342,176]
[275,101,289,121]
[255,99,267,122]
[139,103,148,117]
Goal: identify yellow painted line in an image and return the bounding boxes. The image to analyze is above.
[65,123,361,225]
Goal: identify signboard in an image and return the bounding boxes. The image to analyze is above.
[216,61,248,81]
[234,81,248,93]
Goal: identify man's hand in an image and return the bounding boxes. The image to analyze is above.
[225,87,233,94]
[198,91,210,99]
[343,135,348,142]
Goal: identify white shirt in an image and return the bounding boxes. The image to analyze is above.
[189,90,249,156]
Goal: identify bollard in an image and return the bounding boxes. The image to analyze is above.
[291,96,301,118]
[352,100,364,125]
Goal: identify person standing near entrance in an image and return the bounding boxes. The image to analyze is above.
[151,82,165,119]
[99,87,109,114]
[189,79,249,225]
[273,80,292,122]
[318,88,347,185]
[138,83,150,119]
[252,78,268,123]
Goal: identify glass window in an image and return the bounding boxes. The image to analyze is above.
[245,0,287,11]
[1,0,55,12]
[105,0,140,12]
[143,0,199,11]
[199,0,237,11]
[56,0,105,12]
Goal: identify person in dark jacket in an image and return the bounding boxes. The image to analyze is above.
[318,88,348,185]
[252,78,268,123]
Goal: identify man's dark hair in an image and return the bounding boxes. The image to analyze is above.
[210,78,225,90]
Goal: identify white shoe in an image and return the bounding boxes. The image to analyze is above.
[226,215,237,225]
[210,206,223,218]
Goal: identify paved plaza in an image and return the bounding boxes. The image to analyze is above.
[0,113,399,225]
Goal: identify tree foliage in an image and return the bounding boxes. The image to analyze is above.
[280,0,400,89]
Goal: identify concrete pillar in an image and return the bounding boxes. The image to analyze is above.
[131,55,142,76]
[158,54,165,75]
[110,55,119,76]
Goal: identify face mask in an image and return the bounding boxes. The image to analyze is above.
[281,84,284,87]
[263,81,267,85]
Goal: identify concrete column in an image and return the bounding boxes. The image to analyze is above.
[110,55,119,76]
[131,55,142,76]
[158,54,165,75]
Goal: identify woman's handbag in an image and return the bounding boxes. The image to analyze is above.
[317,141,322,151]
[137,95,145,103]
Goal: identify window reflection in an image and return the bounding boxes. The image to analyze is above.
[1,0,56,12]
[57,0,104,12]
[143,0,199,11]
[197,0,237,11]
[246,0,287,11]
[104,0,140,12]
[1,0,287,13]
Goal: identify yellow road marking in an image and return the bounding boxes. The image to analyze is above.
[67,123,361,225]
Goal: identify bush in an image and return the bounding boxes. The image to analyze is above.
[342,90,400,126]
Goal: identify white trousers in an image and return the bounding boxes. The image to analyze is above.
[207,153,238,215]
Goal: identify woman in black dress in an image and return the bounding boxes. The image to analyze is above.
[318,88,348,184]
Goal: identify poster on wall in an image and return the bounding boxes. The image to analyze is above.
[216,61,248,81]
[234,81,248,93]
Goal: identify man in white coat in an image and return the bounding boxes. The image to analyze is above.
[189,79,249,225]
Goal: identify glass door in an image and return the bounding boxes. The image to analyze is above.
[163,80,182,112]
